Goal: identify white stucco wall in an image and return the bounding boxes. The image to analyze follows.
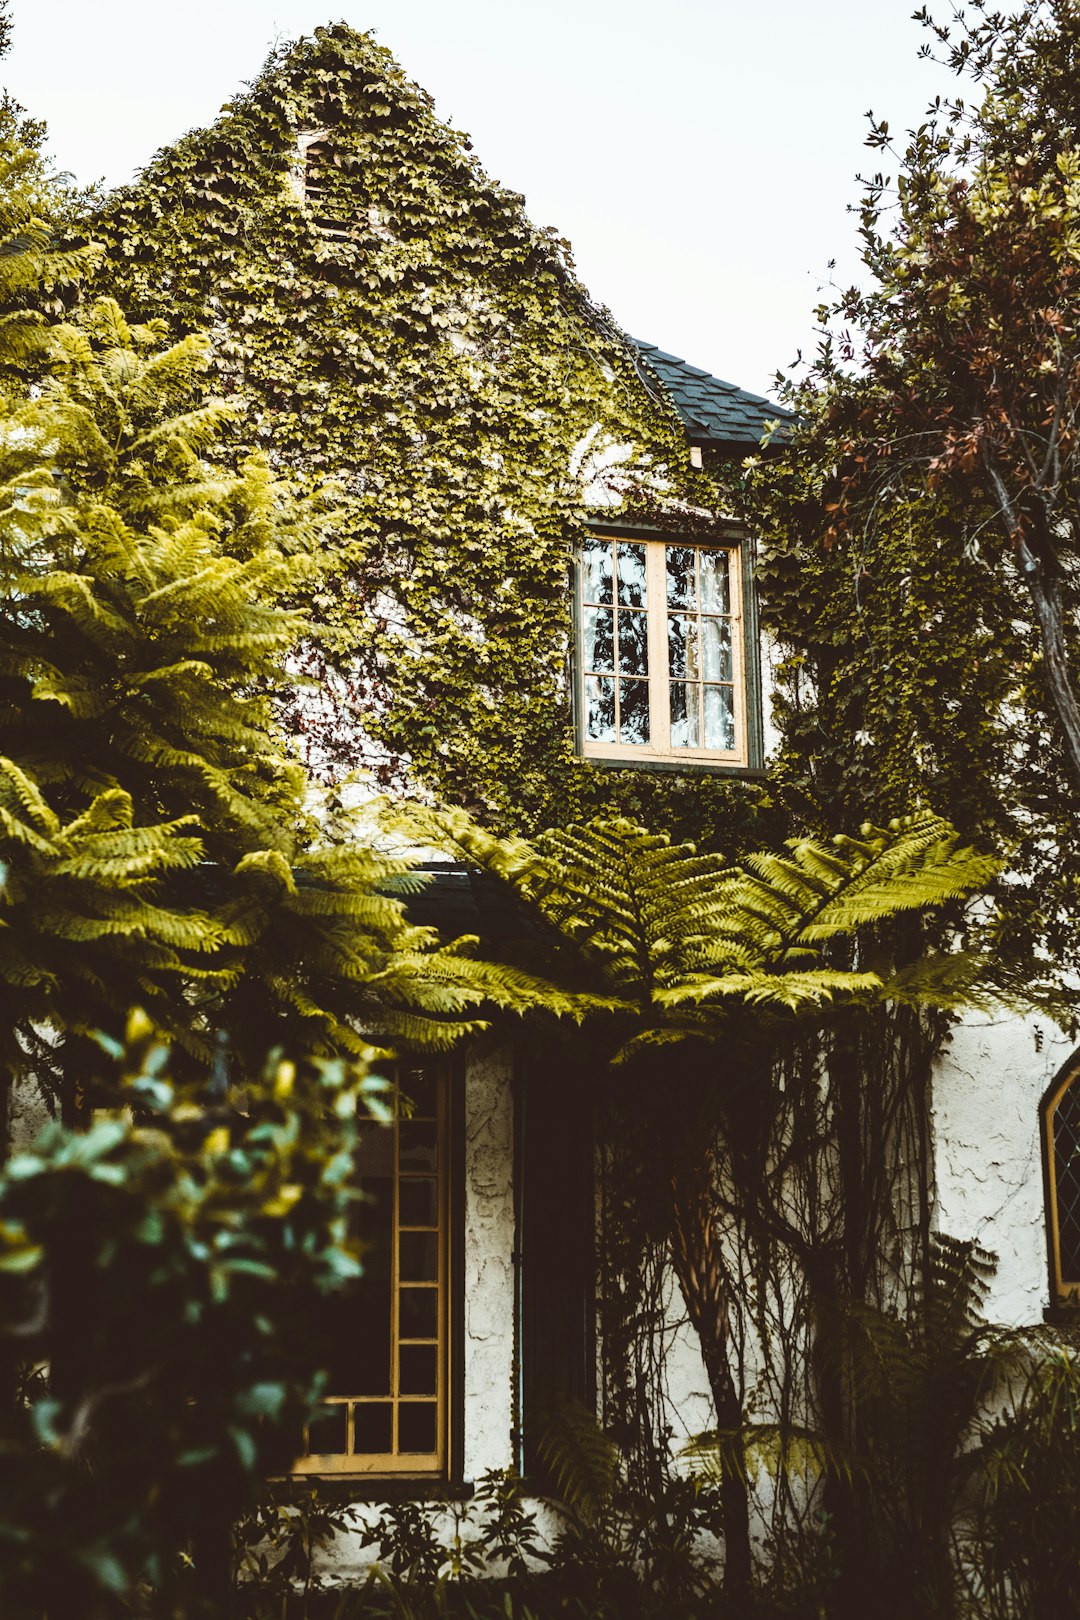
[461,1040,516,1480]
[931,1012,1076,1326]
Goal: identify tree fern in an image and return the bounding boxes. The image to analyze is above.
[0,266,580,1107]
[400,806,1003,1058]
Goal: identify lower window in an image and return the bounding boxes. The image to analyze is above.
[293,1064,450,1476]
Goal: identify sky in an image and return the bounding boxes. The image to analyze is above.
[3,0,959,399]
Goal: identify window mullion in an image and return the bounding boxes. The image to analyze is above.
[647,543,669,751]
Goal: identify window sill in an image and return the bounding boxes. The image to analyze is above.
[277,1477,475,1504]
[580,754,766,780]
[1042,1306,1080,1333]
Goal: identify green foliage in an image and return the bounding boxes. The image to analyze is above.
[406,807,1001,1057]
[76,24,770,846]
[0,288,583,1103]
[967,1339,1080,1618]
[0,1017,382,1617]
[536,1402,621,1529]
[742,0,1080,980]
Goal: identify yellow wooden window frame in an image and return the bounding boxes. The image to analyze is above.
[577,534,748,767]
[292,1065,450,1477]
[1043,1062,1080,1305]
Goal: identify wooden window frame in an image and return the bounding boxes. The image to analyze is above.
[1042,1055,1080,1309]
[574,526,759,771]
[292,1065,453,1479]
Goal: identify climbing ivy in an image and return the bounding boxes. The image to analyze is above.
[75,24,771,853]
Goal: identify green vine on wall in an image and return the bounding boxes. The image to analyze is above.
[75,23,769,852]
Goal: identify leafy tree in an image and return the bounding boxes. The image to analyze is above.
[789,2,1080,792]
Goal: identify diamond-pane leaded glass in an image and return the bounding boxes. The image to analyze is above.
[1054,1079,1080,1286]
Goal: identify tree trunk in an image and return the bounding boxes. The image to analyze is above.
[984,458,1080,790]
[668,1156,752,1599]
[1019,537,1080,788]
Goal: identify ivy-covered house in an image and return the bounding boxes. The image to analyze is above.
[62,17,1080,1549]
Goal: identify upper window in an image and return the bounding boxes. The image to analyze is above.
[292,1064,452,1477]
[577,532,755,767]
[1043,1060,1080,1308]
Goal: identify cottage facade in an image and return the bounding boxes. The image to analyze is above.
[52,19,1080,1550]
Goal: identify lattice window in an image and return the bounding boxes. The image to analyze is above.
[578,533,749,766]
[1043,1061,1080,1304]
[293,1064,449,1475]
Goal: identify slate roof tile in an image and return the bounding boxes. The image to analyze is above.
[632,340,795,449]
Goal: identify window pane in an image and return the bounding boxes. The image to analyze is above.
[1055,1083,1080,1284]
[356,1120,394,1182]
[353,1403,393,1455]
[585,675,617,742]
[399,1404,438,1454]
[704,685,736,751]
[666,546,697,609]
[328,1128,392,1396]
[670,681,701,748]
[400,1231,439,1282]
[700,617,733,682]
[699,549,731,614]
[668,613,696,679]
[307,1405,347,1455]
[582,538,613,604]
[400,1344,439,1396]
[617,609,649,676]
[399,1177,437,1227]
[399,1069,437,1119]
[619,679,650,746]
[400,1288,439,1339]
[583,606,615,673]
[398,1121,437,1172]
[615,543,647,608]
[325,1261,391,1396]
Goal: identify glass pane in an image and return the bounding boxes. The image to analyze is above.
[700,617,733,682]
[400,1288,439,1339]
[670,681,701,748]
[324,1254,392,1396]
[668,614,696,679]
[582,538,613,604]
[399,1177,437,1228]
[699,549,731,614]
[585,675,616,743]
[307,1405,346,1455]
[398,1121,437,1173]
[666,546,697,609]
[398,1068,437,1119]
[615,543,647,608]
[617,609,649,677]
[356,1120,395,1182]
[619,679,650,746]
[583,607,615,674]
[353,1403,393,1455]
[399,1404,438,1454]
[400,1344,438,1396]
[400,1231,439,1282]
[1056,1083,1080,1283]
[704,685,736,751]
[326,1130,392,1396]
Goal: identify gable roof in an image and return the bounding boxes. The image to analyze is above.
[632,339,794,452]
